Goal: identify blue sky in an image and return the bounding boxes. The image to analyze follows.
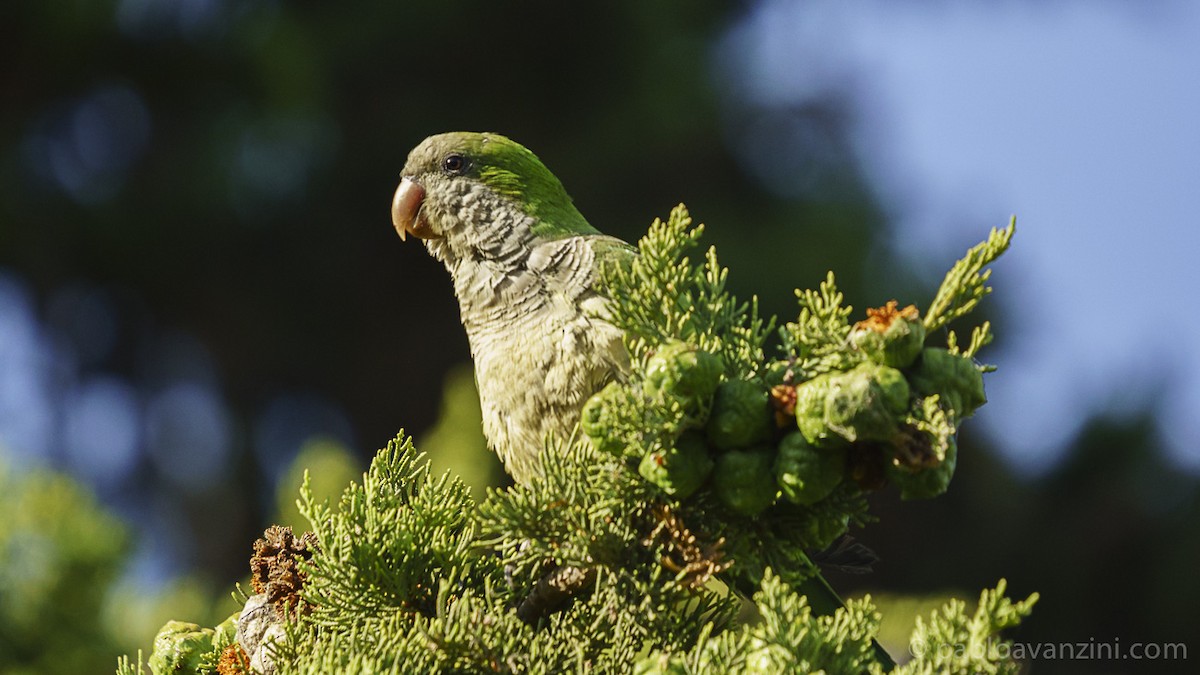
[726,0,1200,474]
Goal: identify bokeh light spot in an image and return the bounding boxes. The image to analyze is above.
[145,382,233,489]
[63,376,142,488]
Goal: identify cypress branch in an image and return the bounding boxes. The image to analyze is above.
[123,207,1032,674]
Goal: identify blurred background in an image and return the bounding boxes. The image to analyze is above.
[2,0,1197,672]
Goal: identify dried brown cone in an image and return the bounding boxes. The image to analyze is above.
[854,300,920,333]
[217,643,251,675]
[250,525,320,619]
[892,423,941,470]
[516,564,596,625]
[770,384,798,428]
[642,503,731,589]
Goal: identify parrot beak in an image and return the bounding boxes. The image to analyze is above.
[391,177,433,241]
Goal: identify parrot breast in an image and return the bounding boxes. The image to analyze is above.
[421,180,628,484]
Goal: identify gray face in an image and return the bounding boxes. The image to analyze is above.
[393,136,540,274]
[392,136,475,242]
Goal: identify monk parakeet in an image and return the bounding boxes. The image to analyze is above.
[390,131,632,485]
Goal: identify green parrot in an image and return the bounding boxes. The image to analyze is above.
[390,131,632,486]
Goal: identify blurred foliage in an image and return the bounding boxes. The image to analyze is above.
[0,450,127,673]
[1,1,1197,673]
[0,447,246,673]
[104,576,235,672]
[420,363,505,499]
[272,437,363,533]
[870,591,960,659]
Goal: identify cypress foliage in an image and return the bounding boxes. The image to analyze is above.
[122,207,1034,674]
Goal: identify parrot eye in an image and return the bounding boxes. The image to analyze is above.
[441,153,468,175]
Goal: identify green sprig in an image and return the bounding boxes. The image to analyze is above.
[599,204,771,377]
[924,219,1015,333]
[895,580,1039,675]
[782,271,859,376]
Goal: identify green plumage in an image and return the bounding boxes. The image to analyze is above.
[404,132,598,240]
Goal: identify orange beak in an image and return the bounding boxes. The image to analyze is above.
[391,177,434,241]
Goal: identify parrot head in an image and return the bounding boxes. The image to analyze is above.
[391,132,598,258]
